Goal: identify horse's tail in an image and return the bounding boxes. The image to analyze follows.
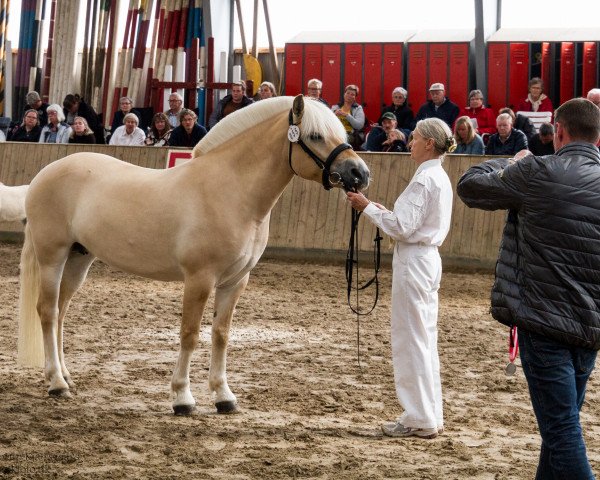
[17,223,44,368]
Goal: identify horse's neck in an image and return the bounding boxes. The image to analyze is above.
[198,119,293,218]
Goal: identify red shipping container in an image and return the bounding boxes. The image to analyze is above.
[363,43,383,122]
[428,43,448,89]
[284,44,303,96]
[303,44,323,92]
[559,42,576,105]
[343,44,363,103]
[449,43,469,106]
[541,42,552,95]
[321,44,342,107]
[407,43,428,112]
[508,43,529,110]
[582,42,598,98]
[487,42,509,111]
[382,43,403,106]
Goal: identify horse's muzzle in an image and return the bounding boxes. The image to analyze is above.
[331,161,370,192]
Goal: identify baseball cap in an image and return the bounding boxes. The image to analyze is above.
[381,112,396,121]
[429,83,445,91]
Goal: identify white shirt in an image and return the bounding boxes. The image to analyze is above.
[109,126,146,146]
[363,158,453,246]
[167,110,181,128]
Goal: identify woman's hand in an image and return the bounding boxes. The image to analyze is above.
[346,191,371,211]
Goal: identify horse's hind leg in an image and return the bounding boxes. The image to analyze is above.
[56,251,96,389]
[210,273,250,414]
[36,247,72,397]
[171,276,214,415]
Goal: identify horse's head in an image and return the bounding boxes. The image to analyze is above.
[288,95,370,192]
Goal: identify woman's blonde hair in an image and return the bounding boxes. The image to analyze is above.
[453,116,475,144]
[69,116,93,138]
[414,118,456,159]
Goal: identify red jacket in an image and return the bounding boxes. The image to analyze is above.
[515,96,554,116]
[457,106,496,135]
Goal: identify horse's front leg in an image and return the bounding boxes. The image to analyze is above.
[210,274,249,414]
[171,276,213,415]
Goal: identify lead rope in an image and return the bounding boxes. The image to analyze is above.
[345,206,382,368]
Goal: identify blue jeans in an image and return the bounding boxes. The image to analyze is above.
[519,329,597,480]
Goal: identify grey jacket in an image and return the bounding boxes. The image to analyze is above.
[457,143,600,350]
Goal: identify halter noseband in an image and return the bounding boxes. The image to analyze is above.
[287,109,353,190]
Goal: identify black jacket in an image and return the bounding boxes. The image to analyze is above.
[380,104,414,131]
[64,100,105,144]
[8,125,42,142]
[168,123,207,148]
[457,143,600,350]
[414,98,459,128]
[485,128,528,156]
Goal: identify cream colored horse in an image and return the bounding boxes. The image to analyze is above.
[18,95,370,415]
[0,182,29,223]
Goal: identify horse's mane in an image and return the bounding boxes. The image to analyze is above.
[193,96,347,156]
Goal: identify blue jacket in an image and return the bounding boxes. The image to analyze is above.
[454,134,485,155]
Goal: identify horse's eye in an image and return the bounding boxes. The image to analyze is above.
[309,133,323,141]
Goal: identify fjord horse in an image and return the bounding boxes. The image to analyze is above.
[18,95,370,414]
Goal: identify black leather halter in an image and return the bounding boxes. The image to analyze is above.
[287,109,353,190]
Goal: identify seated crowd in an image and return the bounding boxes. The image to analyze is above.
[3,79,599,155]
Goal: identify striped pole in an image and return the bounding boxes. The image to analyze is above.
[143,0,162,106]
[101,0,121,130]
[0,0,9,116]
[92,0,111,111]
[129,0,154,104]
[41,0,56,102]
[15,0,36,118]
[81,0,93,95]
[84,0,100,103]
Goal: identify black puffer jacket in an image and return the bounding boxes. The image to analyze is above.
[457,142,600,350]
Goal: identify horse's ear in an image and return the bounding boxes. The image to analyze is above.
[292,95,304,124]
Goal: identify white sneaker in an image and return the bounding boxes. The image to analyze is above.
[381,421,438,439]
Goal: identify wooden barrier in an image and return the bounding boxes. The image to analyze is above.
[0,144,504,269]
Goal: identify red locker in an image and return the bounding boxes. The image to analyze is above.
[487,43,509,111]
[284,44,303,96]
[382,43,403,105]
[407,43,428,112]
[343,44,363,103]
[508,43,529,110]
[321,44,342,107]
[303,44,323,92]
[559,42,576,105]
[428,43,448,89]
[582,42,598,98]
[541,42,552,95]
[449,43,469,106]
[363,44,383,122]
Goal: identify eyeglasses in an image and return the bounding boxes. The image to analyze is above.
[169,99,182,103]
[25,115,38,119]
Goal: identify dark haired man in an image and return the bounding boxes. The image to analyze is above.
[208,80,254,129]
[457,98,600,479]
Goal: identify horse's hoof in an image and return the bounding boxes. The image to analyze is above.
[173,404,196,416]
[215,401,239,414]
[64,376,76,390]
[48,388,72,398]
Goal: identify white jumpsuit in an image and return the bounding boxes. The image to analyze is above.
[363,158,453,430]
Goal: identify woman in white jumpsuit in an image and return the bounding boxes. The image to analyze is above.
[347,118,455,439]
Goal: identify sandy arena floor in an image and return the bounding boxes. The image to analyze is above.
[0,242,598,479]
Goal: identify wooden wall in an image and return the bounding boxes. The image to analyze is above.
[0,144,505,268]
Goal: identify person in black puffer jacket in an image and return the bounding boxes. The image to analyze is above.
[457,98,600,480]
